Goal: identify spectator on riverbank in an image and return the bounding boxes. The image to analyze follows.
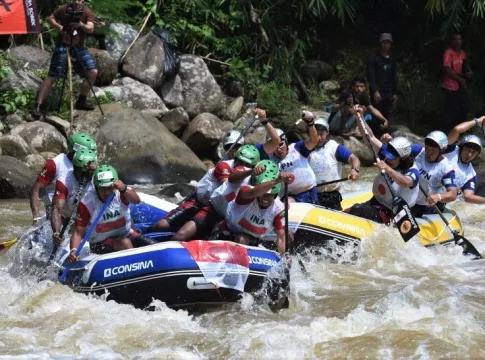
[328,75,388,138]
[442,33,472,133]
[366,33,398,127]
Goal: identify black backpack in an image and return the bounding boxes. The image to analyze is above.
[151,27,181,77]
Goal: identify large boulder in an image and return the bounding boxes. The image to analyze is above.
[224,96,244,121]
[304,60,334,82]
[73,103,207,184]
[104,23,139,63]
[0,134,37,159]
[89,49,118,86]
[121,32,165,89]
[160,107,189,136]
[181,113,226,152]
[94,77,168,111]
[10,121,67,154]
[25,154,47,173]
[391,125,424,146]
[9,45,50,70]
[161,55,223,118]
[0,69,42,92]
[0,156,36,198]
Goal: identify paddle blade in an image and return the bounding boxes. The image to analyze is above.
[392,197,420,242]
[0,238,18,251]
[454,233,482,260]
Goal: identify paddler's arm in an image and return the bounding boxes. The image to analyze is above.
[375,160,413,188]
[30,182,45,224]
[275,228,286,255]
[448,116,485,144]
[51,198,66,245]
[113,180,140,204]
[354,107,383,152]
[262,119,281,155]
[68,225,86,263]
[239,172,293,199]
[463,190,485,204]
[347,154,361,181]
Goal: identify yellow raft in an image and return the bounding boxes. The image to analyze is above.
[284,190,463,251]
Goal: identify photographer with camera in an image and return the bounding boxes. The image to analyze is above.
[31,0,98,119]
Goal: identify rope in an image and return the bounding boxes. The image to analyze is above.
[418,214,458,245]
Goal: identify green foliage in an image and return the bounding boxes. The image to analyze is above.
[0,90,36,114]
[96,91,115,105]
[33,69,48,81]
[0,52,12,81]
[256,81,300,127]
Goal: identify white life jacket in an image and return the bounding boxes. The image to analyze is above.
[56,171,94,218]
[372,165,419,209]
[415,149,455,205]
[196,160,234,205]
[44,153,73,207]
[79,188,132,244]
[309,140,342,192]
[444,146,477,190]
[210,172,250,217]
[271,143,316,195]
[226,192,285,238]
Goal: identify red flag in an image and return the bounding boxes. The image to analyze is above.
[182,240,249,292]
[0,0,40,34]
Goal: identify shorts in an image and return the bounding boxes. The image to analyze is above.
[48,46,97,78]
[163,196,202,231]
[317,190,343,210]
[346,198,392,224]
[90,237,115,254]
[192,204,223,238]
[290,187,318,204]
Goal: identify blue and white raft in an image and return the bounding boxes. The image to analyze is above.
[58,193,286,309]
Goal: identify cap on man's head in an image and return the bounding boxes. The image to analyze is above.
[379,33,393,43]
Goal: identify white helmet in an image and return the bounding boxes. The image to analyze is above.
[266,128,287,143]
[460,134,482,154]
[383,136,412,160]
[425,131,448,151]
[222,130,244,148]
[314,117,329,131]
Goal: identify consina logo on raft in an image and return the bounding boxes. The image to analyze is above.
[248,256,278,267]
[103,260,154,278]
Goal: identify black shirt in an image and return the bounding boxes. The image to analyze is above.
[337,91,371,107]
[367,51,398,98]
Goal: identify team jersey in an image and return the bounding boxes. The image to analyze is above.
[210,166,251,216]
[270,141,316,195]
[53,172,94,218]
[309,140,352,192]
[226,185,285,238]
[196,160,233,205]
[36,153,73,206]
[444,144,477,191]
[75,188,132,244]
[414,146,456,205]
[372,164,420,210]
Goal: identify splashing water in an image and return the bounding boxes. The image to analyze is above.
[1,178,485,359]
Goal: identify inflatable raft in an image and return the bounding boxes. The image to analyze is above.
[56,193,287,310]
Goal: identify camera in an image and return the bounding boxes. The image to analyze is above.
[66,5,83,24]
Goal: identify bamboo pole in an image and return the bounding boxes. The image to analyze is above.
[67,52,74,134]
[119,12,152,64]
[39,33,44,51]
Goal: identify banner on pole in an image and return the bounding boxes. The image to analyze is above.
[0,0,40,34]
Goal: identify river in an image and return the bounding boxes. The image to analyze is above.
[1,177,485,359]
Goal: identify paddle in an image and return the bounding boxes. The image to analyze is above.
[316,177,349,188]
[418,185,482,259]
[49,179,87,261]
[58,192,115,283]
[356,112,420,242]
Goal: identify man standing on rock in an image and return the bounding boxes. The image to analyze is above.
[442,33,472,133]
[366,33,398,133]
[31,0,98,119]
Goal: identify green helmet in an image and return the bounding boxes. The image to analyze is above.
[72,149,97,168]
[255,171,281,195]
[256,159,279,180]
[235,145,260,167]
[93,165,119,188]
[68,133,97,153]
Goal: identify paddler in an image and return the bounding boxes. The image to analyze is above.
[309,117,361,210]
[30,132,97,225]
[347,113,420,223]
[150,144,261,241]
[51,149,97,247]
[210,160,293,255]
[261,111,319,203]
[68,165,143,262]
